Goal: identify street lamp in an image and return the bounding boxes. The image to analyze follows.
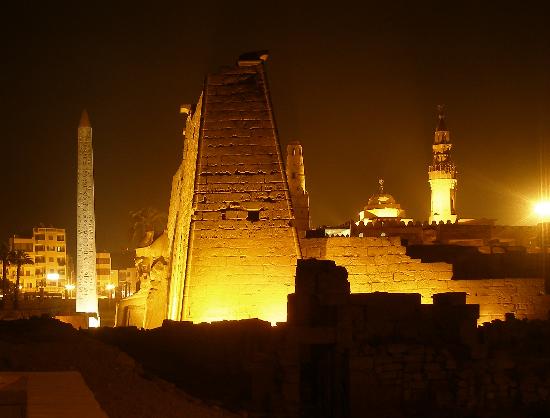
[105,283,115,302]
[65,283,75,299]
[534,200,550,294]
[534,201,550,220]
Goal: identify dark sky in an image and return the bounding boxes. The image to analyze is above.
[2,1,550,259]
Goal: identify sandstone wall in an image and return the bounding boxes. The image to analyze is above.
[170,59,300,324]
[447,279,550,323]
[166,94,203,321]
[348,339,550,417]
[300,237,550,322]
[300,237,451,303]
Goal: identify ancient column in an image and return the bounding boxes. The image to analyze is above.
[76,109,99,325]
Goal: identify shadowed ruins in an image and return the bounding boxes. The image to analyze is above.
[98,259,550,417]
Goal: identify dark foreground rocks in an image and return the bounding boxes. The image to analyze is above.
[0,317,240,418]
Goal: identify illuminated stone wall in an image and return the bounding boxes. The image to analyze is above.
[446,279,550,323]
[301,237,451,301]
[301,237,550,323]
[166,95,203,321]
[167,57,300,324]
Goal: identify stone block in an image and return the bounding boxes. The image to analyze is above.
[367,247,389,257]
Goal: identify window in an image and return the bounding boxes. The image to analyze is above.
[96,258,110,264]
[49,258,54,262]
[35,245,45,252]
[56,246,65,252]
[48,236,53,240]
[56,235,64,242]
[35,257,45,264]
[27,283,32,288]
[25,271,30,276]
[35,234,45,241]
[58,269,65,275]
[14,243,33,252]
[57,257,66,265]
[47,246,55,251]
[247,210,260,222]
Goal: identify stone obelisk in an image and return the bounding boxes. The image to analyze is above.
[76,110,99,325]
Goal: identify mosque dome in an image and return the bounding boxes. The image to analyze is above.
[359,179,406,223]
[367,191,397,206]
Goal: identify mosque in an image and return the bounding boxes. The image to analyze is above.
[115,52,550,329]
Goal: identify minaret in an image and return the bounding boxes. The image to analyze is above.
[286,141,310,234]
[76,109,99,325]
[428,106,458,224]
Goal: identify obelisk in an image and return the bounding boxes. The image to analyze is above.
[76,109,99,326]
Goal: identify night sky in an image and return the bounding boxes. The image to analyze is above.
[2,1,550,260]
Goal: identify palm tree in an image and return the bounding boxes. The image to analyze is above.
[0,243,10,308]
[10,249,33,310]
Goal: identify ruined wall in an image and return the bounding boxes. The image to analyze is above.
[166,95,203,321]
[169,58,300,324]
[300,237,451,303]
[95,260,550,418]
[446,279,550,323]
[300,237,550,323]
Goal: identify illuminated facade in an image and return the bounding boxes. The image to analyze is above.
[166,52,300,324]
[76,110,99,319]
[286,142,310,234]
[3,227,68,295]
[429,107,458,224]
[96,252,112,295]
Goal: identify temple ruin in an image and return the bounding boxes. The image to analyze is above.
[116,52,550,329]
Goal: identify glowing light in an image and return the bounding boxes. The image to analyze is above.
[88,316,100,328]
[46,272,60,280]
[534,201,550,219]
[65,284,75,291]
[188,291,288,326]
[105,283,115,291]
[429,178,457,224]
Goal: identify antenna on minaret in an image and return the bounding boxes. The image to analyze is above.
[436,104,447,132]
[378,178,384,194]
